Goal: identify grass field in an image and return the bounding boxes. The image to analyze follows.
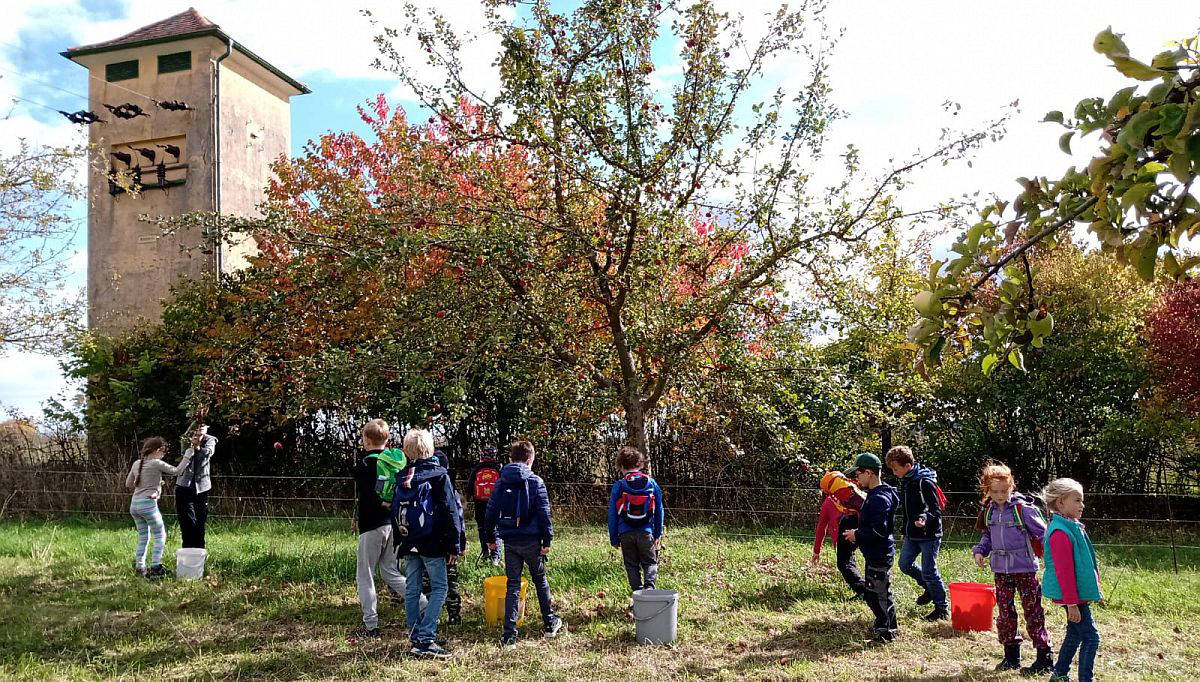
[0,517,1195,681]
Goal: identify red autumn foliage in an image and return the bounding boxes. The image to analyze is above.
[1146,279,1200,414]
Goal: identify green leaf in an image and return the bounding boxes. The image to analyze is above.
[1155,103,1186,137]
[1058,131,1075,155]
[1028,313,1054,338]
[981,353,999,376]
[1116,109,1163,152]
[1120,181,1156,211]
[1110,56,1167,81]
[1106,86,1138,116]
[927,336,947,366]
[1093,27,1130,58]
[1132,240,1158,282]
[1008,348,1026,372]
[1042,110,1064,125]
[1168,152,1193,183]
[1151,47,1186,69]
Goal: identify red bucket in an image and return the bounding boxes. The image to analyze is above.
[948,582,995,631]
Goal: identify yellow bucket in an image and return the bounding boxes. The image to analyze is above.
[483,575,527,626]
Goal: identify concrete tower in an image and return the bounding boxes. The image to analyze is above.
[63,8,308,334]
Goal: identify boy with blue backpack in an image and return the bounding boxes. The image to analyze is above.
[607,446,664,592]
[485,440,564,648]
[392,428,465,659]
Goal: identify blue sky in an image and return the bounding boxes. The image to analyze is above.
[1,1,1196,418]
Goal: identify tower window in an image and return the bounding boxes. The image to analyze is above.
[158,51,191,74]
[105,59,138,82]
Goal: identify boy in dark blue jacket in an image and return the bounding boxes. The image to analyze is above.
[843,452,900,643]
[886,445,949,621]
[485,441,564,647]
[395,429,465,659]
[607,446,664,592]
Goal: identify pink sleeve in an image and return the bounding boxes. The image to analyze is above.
[1049,529,1080,604]
[814,497,832,555]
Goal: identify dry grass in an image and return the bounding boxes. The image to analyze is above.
[0,517,1194,681]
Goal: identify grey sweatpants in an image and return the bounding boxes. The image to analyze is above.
[619,530,658,591]
[357,524,408,629]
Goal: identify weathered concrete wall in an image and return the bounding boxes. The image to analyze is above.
[218,51,293,271]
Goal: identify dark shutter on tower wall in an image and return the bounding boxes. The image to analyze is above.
[105,59,139,82]
[157,51,191,74]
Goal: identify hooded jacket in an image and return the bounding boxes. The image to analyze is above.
[483,462,553,547]
[608,471,665,545]
[353,448,392,534]
[175,434,218,494]
[898,463,943,539]
[973,494,1046,574]
[856,482,899,565]
[395,457,466,558]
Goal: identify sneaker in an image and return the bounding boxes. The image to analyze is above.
[410,641,452,659]
[924,607,949,622]
[544,615,564,638]
[349,626,381,639]
[133,563,147,577]
[499,633,518,649]
[145,564,167,580]
[873,630,897,643]
[916,590,933,606]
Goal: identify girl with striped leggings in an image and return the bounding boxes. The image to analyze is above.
[125,437,190,578]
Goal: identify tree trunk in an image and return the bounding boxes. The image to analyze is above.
[880,422,892,457]
[626,399,648,454]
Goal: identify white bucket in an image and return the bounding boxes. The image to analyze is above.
[175,548,207,580]
[632,588,678,645]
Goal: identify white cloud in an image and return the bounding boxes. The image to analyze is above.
[0,351,73,418]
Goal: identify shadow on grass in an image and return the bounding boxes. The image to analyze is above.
[875,666,1006,681]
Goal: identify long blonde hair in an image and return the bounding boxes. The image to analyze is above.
[1041,477,1084,514]
[134,437,167,487]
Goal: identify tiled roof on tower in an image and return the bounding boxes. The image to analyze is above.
[65,8,217,54]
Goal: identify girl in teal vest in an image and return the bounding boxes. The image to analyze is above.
[1041,478,1101,682]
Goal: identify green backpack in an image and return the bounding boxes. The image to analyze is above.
[366,448,407,502]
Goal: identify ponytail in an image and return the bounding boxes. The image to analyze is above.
[135,437,167,488]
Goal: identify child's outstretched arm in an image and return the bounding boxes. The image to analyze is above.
[652,481,664,541]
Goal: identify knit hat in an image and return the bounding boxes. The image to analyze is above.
[853,452,882,472]
[480,445,498,460]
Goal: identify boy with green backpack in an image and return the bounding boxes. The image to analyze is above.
[351,419,410,638]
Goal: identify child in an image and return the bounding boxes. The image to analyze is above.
[125,436,190,578]
[972,463,1054,673]
[396,428,464,659]
[351,419,409,639]
[842,453,899,643]
[174,424,217,549]
[818,469,867,597]
[886,445,948,621]
[607,446,664,592]
[467,445,503,564]
[485,440,564,648]
[1041,478,1102,682]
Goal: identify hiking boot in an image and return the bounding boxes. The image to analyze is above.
[499,633,518,649]
[133,563,147,577]
[349,626,381,640]
[996,643,1021,671]
[1022,647,1054,676]
[916,590,933,606]
[544,615,564,638]
[145,564,167,580]
[923,606,949,622]
[411,640,451,659]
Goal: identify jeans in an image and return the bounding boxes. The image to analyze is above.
[355,525,408,629]
[898,536,947,608]
[619,531,658,591]
[174,487,209,549]
[404,554,448,645]
[503,539,555,639]
[864,562,897,636]
[836,515,866,595]
[1054,603,1100,682]
[422,558,461,620]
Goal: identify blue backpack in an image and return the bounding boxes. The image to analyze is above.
[495,478,530,531]
[390,468,436,544]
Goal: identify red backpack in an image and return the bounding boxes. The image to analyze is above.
[616,472,656,523]
[473,466,500,501]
